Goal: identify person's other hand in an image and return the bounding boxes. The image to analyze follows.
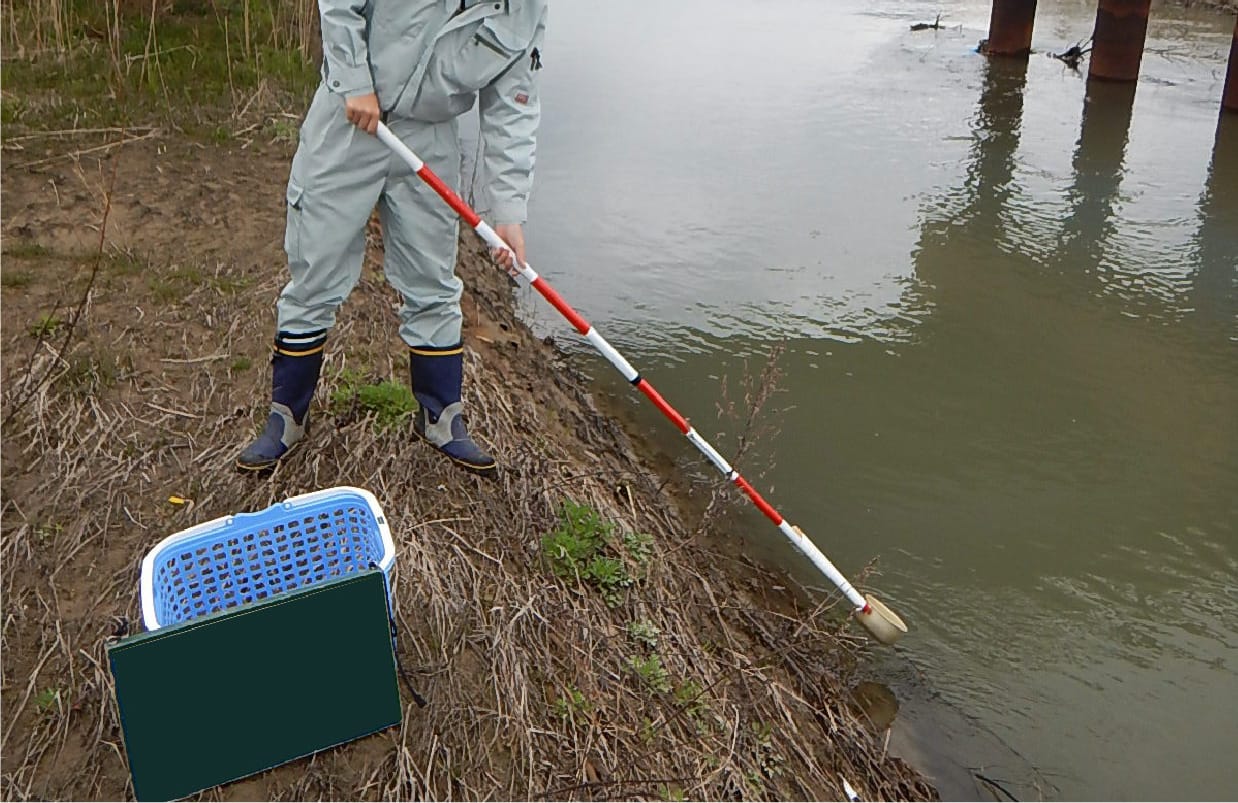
[344,93,380,134]
[492,224,525,271]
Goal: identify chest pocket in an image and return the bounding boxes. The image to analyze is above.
[446,17,533,92]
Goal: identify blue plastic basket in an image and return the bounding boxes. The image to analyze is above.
[140,487,395,630]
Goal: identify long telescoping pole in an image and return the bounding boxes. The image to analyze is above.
[374,123,906,645]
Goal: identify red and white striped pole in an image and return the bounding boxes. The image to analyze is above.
[375,123,906,644]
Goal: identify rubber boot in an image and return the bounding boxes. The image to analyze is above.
[236,331,326,472]
[409,345,497,475]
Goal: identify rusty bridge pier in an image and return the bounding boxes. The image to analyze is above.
[1224,19,1237,113]
[1088,0,1153,82]
[985,0,1038,56]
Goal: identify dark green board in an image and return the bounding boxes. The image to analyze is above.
[108,570,402,801]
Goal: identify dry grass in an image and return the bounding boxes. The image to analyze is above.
[1,0,320,149]
[0,136,934,799]
[2,0,318,62]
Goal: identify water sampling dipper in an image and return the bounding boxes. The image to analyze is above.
[375,123,907,645]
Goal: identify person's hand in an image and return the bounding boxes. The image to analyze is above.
[344,93,380,134]
[492,224,526,271]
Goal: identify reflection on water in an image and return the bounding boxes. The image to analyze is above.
[518,1,1238,799]
[1193,113,1238,325]
[959,57,1028,240]
[901,51,1237,798]
[1058,79,1137,284]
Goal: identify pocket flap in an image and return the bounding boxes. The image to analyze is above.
[477,17,533,53]
[285,179,305,210]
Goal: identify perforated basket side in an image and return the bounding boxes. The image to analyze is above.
[140,487,395,630]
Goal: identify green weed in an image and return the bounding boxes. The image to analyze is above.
[34,688,60,714]
[626,654,672,695]
[147,278,180,303]
[541,500,632,606]
[541,500,654,607]
[59,347,125,396]
[1,271,34,289]
[28,312,62,338]
[147,265,206,302]
[169,266,204,284]
[3,242,48,259]
[1,94,28,127]
[231,356,253,373]
[583,554,630,605]
[106,251,146,277]
[330,371,416,432]
[210,274,253,295]
[266,117,299,145]
[34,522,63,544]
[551,685,591,720]
[626,619,660,649]
[658,785,687,802]
[543,499,611,567]
[622,530,655,573]
[750,720,785,780]
[673,679,708,719]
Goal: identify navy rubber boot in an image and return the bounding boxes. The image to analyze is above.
[236,331,326,472]
[408,345,497,476]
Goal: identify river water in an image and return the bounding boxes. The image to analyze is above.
[471,0,1237,798]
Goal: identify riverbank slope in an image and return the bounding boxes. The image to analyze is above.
[0,131,934,800]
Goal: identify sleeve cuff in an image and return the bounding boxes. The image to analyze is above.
[325,60,374,97]
[488,199,528,226]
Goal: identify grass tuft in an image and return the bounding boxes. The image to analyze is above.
[3,242,50,259]
[27,312,63,338]
[330,370,417,432]
[2,271,35,289]
[58,347,126,397]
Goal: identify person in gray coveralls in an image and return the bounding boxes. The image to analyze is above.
[238,0,548,476]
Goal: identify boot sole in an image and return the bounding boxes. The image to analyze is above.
[447,456,499,478]
[235,458,278,473]
[235,440,302,474]
[412,429,498,478]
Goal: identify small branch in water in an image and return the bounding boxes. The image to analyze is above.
[910,13,943,31]
[1052,37,1093,71]
[973,771,1020,802]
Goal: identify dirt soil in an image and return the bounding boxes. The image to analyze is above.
[0,133,935,801]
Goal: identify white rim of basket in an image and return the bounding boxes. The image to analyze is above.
[139,486,396,631]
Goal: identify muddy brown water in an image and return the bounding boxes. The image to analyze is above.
[469,0,1238,799]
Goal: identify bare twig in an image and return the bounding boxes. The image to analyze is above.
[13,129,158,169]
[3,136,126,427]
[1053,36,1094,70]
[158,353,230,364]
[3,126,157,143]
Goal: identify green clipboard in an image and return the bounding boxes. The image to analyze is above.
[108,569,402,801]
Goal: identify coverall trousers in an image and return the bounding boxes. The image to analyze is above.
[276,84,464,348]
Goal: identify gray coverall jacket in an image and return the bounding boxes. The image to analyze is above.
[277,0,548,348]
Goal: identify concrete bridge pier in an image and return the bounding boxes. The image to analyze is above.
[985,0,1038,56]
[1088,0,1153,82]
